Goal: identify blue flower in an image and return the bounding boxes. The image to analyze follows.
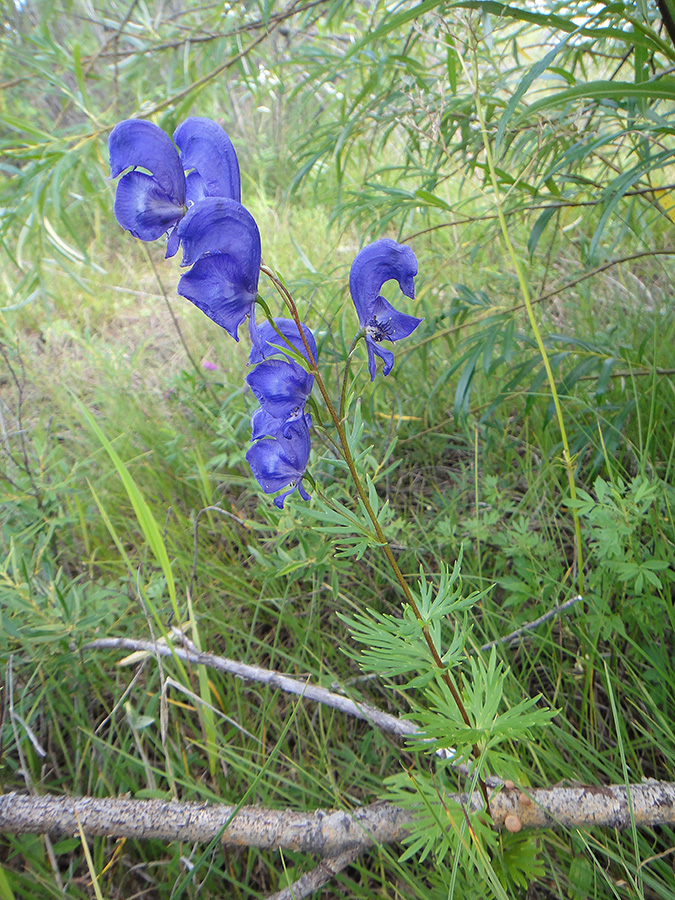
[249,318,317,367]
[250,407,313,441]
[109,117,243,259]
[349,238,423,380]
[246,416,312,508]
[250,407,285,442]
[109,120,187,258]
[246,358,314,437]
[173,117,241,205]
[177,197,262,343]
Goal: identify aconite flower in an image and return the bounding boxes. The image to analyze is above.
[249,318,317,366]
[109,120,187,258]
[177,198,261,343]
[246,417,311,509]
[246,358,314,438]
[349,238,423,380]
[173,116,241,204]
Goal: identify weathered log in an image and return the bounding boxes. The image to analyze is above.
[1,782,674,856]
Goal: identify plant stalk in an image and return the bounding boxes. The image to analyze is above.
[261,265,491,811]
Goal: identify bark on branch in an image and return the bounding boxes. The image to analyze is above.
[84,636,418,742]
[1,782,674,855]
[83,635,502,787]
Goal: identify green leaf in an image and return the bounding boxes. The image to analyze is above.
[496,30,577,159]
[528,206,558,258]
[521,78,675,121]
[0,864,16,900]
[74,398,179,621]
[338,606,436,684]
[454,344,483,416]
[595,357,616,396]
[590,148,675,258]
[414,188,452,211]
[445,34,457,93]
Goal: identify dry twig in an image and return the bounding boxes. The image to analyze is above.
[480,595,584,651]
[85,634,505,787]
[85,635,418,741]
[265,848,363,900]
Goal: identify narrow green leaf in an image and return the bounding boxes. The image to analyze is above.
[596,358,616,396]
[0,863,16,900]
[496,30,577,158]
[74,398,179,620]
[528,207,558,258]
[445,34,457,93]
[72,42,89,107]
[521,79,675,121]
[590,148,675,258]
[454,345,483,416]
[414,188,452,210]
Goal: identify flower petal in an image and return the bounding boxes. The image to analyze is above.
[177,254,257,340]
[249,318,317,366]
[185,171,207,204]
[251,407,312,442]
[370,295,423,342]
[349,238,417,324]
[366,338,395,381]
[109,120,185,205]
[251,407,284,441]
[246,359,314,421]
[165,224,181,259]
[177,197,261,286]
[114,170,185,242]
[246,439,300,493]
[273,483,303,509]
[174,117,241,203]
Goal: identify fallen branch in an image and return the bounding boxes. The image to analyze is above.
[1,782,674,852]
[265,848,362,900]
[480,595,584,651]
[85,635,419,742]
[83,636,503,786]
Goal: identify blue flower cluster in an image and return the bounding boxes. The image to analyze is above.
[109,118,261,345]
[245,318,316,508]
[109,117,422,508]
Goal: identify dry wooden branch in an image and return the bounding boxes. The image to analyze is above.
[265,848,362,900]
[1,782,674,853]
[479,595,584,651]
[85,635,416,739]
[0,793,410,853]
[84,636,503,786]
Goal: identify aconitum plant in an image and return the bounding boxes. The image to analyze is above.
[109,115,556,847]
[109,116,422,509]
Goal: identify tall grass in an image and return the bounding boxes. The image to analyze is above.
[1,0,674,897]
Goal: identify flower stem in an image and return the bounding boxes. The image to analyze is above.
[261,265,491,811]
[254,293,310,363]
[339,331,365,422]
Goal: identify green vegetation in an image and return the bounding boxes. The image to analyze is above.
[1,0,674,896]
